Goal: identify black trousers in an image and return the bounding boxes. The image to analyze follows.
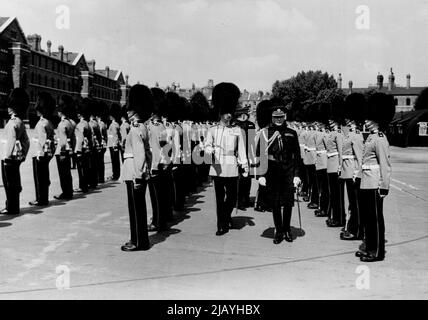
[238,175,252,207]
[183,164,197,195]
[1,159,22,214]
[327,172,345,225]
[56,154,73,198]
[316,169,329,212]
[171,166,185,211]
[272,205,293,234]
[343,178,363,238]
[306,164,319,204]
[299,159,308,194]
[360,189,385,258]
[32,156,51,204]
[109,147,121,180]
[148,169,173,229]
[88,151,99,188]
[255,185,271,210]
[212,176,238,231]
[98,148,106,183]
[76,153,90,192]
[125,181,150,249]
[71,154,77,169]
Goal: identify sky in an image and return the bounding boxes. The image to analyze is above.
[2,0,428,92]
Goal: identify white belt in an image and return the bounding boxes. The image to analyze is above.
[32,138,39,143]
[299,144,305,147]
[342,155,356,160]
[306,147,316,151]
[316,150,327,154]
[123,153,133,159]
[362,164,380,170]
[327,151,338,158]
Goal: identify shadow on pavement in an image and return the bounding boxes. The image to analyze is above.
[149,228,181,246]
[261,226,306,240]
[0,222,12,228]
[231,216,255,230]
[261,227,275,239]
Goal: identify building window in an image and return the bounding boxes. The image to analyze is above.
[44,75,47,86]
[51,78,54,88]
[406,98,411,106]
[63,81,66,90]
[31,72,34,83]
[38,74,41,84]
[57,79,60,89]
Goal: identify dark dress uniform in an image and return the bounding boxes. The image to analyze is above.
[107,119,122,180]
[31,116,55,205]
[74,117,92,193]
[89,117,102,188]
[54,116,74,200]
[98,118,108,183]
[234,118,256,209]
[257,122,300,242]
[1,115,30,214]
[121,120,152,251]
[358,130,391,261]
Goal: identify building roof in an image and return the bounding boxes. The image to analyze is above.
[342,86,426,96]
[95,69,122,81]
[391,109,428,125]
[0,16,27,44]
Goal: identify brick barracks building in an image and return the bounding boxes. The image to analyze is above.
[0,16,130,127]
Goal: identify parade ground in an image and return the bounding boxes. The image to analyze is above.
[0,131,427,300]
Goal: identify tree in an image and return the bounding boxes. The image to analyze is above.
[414,87,428,110]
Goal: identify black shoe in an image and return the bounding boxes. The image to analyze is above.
[29,200,49,206]
[216,228,228,236]
[314,209,320,214]
[360,254,384,262]
[355,250,368,258]
[0,208,18,215]
[121,243,149,252]
[237,205,247,211]
[325,218,333,226]
[284,231,293,242]
[327,220,342,227]
[307,202,318,209]
[74,188,88,193]
[254,205,265,212]
[298,191,308,198]
[54,194,72,200]
[302,196,310,202]
[273,233,283,244]
[340,231,358,240]
[315,210,328,217]
[147,224,158,232]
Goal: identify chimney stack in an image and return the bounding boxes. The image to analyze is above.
[338,73,342,89]
[348,80,353,93]
[105,66,110,78]
[377,72,384,89]
[126,75,129,86]
[58,45,64,61]
[406,74,411,89]
[388,68,395,91]
[27,34,41,51]
[87,60,96,72]
[208,79,214,88]
[47,40,52,56]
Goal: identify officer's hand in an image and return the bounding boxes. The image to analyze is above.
[242,171,248,178]
[378,188,389,198]
[258,177,266,186]
[293,177,301,188]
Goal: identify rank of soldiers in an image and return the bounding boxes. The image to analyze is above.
[1,84,394,262]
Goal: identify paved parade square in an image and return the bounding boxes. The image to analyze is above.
[0,131,427,300]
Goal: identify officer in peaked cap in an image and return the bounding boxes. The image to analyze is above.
[233,103,256,209]
[340,93,365,240]
[146,87,172,232]
[313,102,330,218]
[325,98,346,228]
[205,82,249,236]
[253,99,273,212]
[74,98,93,193]
[53,95,75,200]
[256,104,301,243]
[29,92,56,206]
[355,92,394,262]
[107,103,122,181]
[121,84,153,252]
[0,88,30,215]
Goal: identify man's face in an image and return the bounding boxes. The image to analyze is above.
[236,113,248,122]
[127,110,136,122]
[221,113,232,123]
[365,119,378,131]
[272,115,285,126]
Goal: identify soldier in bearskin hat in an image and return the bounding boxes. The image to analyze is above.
[325,98,346,228]
[29,92,56,206]
[313,102,330,218]
[234,102,256,210]
[74,98,93,194]
[120,106,131,163]
[121,84,153,251]
[204,82,249,236]
[53,94,75,200]
[355,92,394,262]
[256,102,301,244]
[340,93,365,240]
[96,101,109,183]
[107,103,122,181]
[88,101,103,188]
[0,88,30,215]
[253,99,273,213]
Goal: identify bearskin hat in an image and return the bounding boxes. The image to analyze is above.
[35,92,55,118]
[165,91,181,122]
[96,101,109,121]
[367,92,395,126]
[190,91,210,122]
[121,105,129,121]
[212,82,240,116]
[8,88,29,117]
[329,95,346,125]
[344,92,366,123]
[109,103,122,122]
[151,87,167,117]
[316,101,330,125]
[127,84,154,121]
[256,99,273,128]
[57,95,76,118]
[77,98,93,119]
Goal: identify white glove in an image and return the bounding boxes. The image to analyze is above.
[258,177,266,186]
[293,177,301,188]
[242,172,248,178]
